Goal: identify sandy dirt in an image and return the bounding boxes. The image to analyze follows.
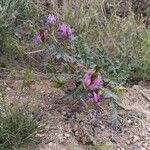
[0,74,150,150]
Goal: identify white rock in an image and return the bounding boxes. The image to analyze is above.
[64,133,70,138]
[6,87,12,91]
[145,136,150,140]
[101,125,105,129]
[132,135,140,143]
[126,140,130,145]
[36,133,45,138]
[127,119,133,125]
[41,90,45,94]
[147,127,150,133]
[48,142,53,147]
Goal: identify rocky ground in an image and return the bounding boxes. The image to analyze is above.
[0,72,150,150]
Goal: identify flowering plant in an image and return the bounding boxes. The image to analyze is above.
[34,13,121,127]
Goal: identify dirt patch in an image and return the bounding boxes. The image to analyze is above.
[0,76,150,150]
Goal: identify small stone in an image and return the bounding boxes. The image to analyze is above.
[134,122,138,126]
[64,133,70,138]
[141,147,146,150]
[127,119,133,125]
[45,124,51,130]
[126,140,130,145]
[58,133,63,139]
[145,136,150,140]
[132,135,140,143]
[101,125,105,129]
[48,142,53,147]
[48,142,57,147]
[137,141,142,147]
[41,90,45,94]
[6,87,11,91]
[36,133,44,137]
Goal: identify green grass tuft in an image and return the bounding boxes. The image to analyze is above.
[0,93,39,150]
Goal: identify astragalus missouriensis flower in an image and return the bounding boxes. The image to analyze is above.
[45,14,57,27]
[83,69,103,103]
[34,32,42,43]
[83,69,95,88]
[93,91,101,103]
[83,69,103,90]
[58,23,74,39]
[87,91,102,103]
[89,75,103,90]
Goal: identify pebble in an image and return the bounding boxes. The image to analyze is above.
[36,133,45,137]
[101,125,105,129]
[147,127,150,133]
[145,136,150,140]
[48,142,53,147]
[48,142,57,147]
[64,133,70,138]
[126,140,131,145]
[41,90,45,94]
[58,133,63,139]
[132,135,140,143]
[6,87,12,91]
[141,147,146,150]
[45,124,51,130]
[127,119,133,125]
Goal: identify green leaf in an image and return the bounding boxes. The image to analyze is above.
[102,88,119,102]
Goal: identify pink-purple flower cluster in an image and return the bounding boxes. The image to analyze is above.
[82,69,103,103]
[58,23,74,39]
[34,30,49,44]
[45,14,57,27]
[34,14,74,43]
[34,32,42,43]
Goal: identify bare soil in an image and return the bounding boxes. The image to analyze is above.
[0,73,150,150]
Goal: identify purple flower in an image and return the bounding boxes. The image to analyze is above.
[58,23,74,39]
[93,91,101,103]
[45,14,57,27]
[82,69,95,88]
[89,75,103,90]
[34,32,42,43]
[87,91,102,103]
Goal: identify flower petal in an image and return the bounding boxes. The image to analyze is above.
[34,32,42,43]
[89,75,103,90]
[93,91,101,103]
[82,69,95,87]
[45,14,57,27]
[58,23,74,39]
